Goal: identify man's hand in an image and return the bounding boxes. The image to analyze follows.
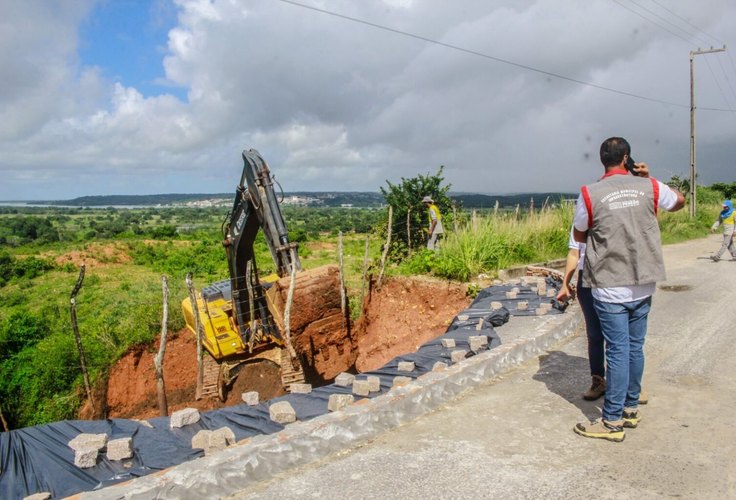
[631,162,649,178]
[556,284,575,303]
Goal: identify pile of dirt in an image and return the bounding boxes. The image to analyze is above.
[101,275,471,420]
[52,243,133,268]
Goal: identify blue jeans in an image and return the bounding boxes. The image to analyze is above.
[577,272,604,378]
[593,296,652,421]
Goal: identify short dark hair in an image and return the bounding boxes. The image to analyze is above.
[599,137,631,167]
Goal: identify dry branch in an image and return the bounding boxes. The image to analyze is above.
[154,276,169,417]
[70,264,94,414]
[377,205,393,289]
[186,273,204,400]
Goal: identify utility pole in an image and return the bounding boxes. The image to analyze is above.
[689,45,726,217]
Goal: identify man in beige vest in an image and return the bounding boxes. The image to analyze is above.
[572,137,684,442]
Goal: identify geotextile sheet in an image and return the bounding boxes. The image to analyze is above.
[0,279,564,499]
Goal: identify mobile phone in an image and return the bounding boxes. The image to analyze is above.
[625,156,637,174]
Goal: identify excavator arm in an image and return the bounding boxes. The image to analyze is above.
[222,149,302,346]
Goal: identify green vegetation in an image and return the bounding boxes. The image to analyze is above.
[0,180,729,430]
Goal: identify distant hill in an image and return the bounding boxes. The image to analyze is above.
[38,191,576,209]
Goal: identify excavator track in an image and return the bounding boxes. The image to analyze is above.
[201,353,221,399]
[280,348,306,390]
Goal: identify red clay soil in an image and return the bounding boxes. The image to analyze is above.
[100,276,470,421]
[104,332,286,419]
[353,276,471,372]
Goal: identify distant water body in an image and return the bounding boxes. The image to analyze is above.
[0,201,160,209]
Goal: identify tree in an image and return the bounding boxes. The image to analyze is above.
[709,182,736,200]
[667,175,690,195]
[380,167,456,253]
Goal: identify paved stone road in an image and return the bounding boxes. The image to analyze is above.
[230,235,736,500]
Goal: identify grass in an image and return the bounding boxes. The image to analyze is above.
[0,193,726,428]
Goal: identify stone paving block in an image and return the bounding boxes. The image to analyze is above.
[192,429,230,456]
[535,307,547,316]
[540,302,553,310]
[68,433,108,452]
[24,493,52,500]
[432,361,448,371]
[451,350,468,363]
[505,291,517,299]
[511,287,520,293]
[269,401,297,424]
[547,288,557,297]
[242,391,259,406]
[335,372,355,387]
[170,407,200,428]
[456,314,469,321]
[289,383,312,394]
[74,448,99,469]
[106,437,134,461]
[469,335,488,352]
[352,379,371,397]
[366,375,381,392]
[207,431,228,453]
[441,338,456,348]
[191,430,211,450]
[398,361,415,372]
[213,426,236,446]
[516,301,528,311]
[327,393,354,412]
[491,301,503,310]
[391,376,412,389]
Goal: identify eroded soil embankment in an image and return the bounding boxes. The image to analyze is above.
[98,276,471,420]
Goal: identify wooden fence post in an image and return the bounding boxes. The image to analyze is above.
[282,248,299,361]
[360,236,370,308]
[406,207,412,250]
[0,406,8,432]
[186,273,204,400]
[337,231,348,323]
[378,205,393,289]
[70,264,95,415]
[452,203,458,232]
[154,276,169,417]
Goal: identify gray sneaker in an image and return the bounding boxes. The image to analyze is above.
[574,418,625,442]
[623,408,641,428]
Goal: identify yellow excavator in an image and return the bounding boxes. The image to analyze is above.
[182,149,345,399]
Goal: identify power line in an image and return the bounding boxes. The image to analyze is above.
[612,0,736,112]
[274,0,734,111]
[614,0,698,44]
[648,0,724,46]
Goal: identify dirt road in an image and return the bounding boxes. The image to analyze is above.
[231,235,736,499]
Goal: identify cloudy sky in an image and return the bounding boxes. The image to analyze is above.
[2,0,735,200]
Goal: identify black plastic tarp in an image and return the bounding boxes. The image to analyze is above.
[1,279,564,499]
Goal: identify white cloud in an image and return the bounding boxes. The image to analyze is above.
[0,0,734,199]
